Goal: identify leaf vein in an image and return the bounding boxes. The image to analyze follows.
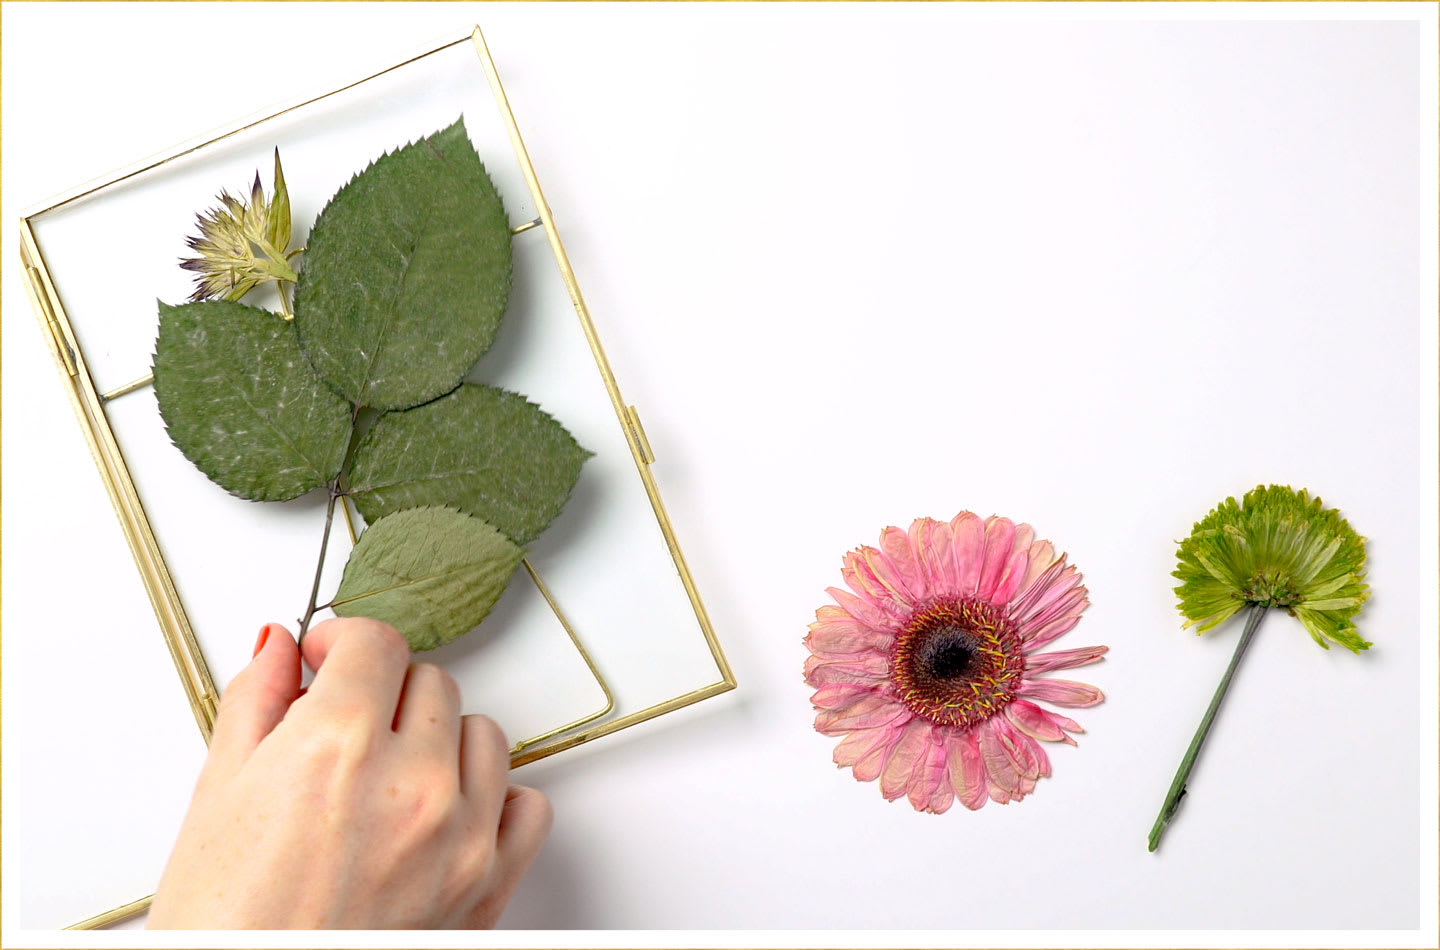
[214,360,329,482]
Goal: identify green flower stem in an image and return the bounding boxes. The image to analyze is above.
[1148,604,1267,852]
[276,281,294,320]
[296,487,339,643]
[297,406,363,642]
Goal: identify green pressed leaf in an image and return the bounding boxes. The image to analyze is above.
[293,118,512,410]
[331,506,523,651]
[347,383,590,545]
[153,300,352,501]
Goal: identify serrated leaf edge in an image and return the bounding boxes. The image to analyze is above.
[291,117,515,410]
[345,384,592,545]
[331,504,523,649]
[152,299,343,503]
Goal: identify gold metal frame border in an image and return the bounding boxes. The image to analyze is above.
[21,25,735,929]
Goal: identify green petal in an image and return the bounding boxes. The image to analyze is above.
[1293,605,1372,654]
[1300,596,1365,611]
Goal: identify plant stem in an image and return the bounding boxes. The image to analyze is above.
[297,487,339,642]
[296,406,363,643]
[1148,604,1267,852]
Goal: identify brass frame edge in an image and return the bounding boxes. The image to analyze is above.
[510,680,735,769]
[509,557,616,758]
[19,221,220,739]
[65,895,152,931]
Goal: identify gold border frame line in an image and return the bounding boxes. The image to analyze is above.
[21,25,736,930]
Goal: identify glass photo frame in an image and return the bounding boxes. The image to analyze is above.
[18,26,735,928]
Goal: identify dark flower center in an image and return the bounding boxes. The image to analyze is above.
[914,629,977,680]
[890,598,1024,728]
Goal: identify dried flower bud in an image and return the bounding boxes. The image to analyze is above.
[180,148,297,303]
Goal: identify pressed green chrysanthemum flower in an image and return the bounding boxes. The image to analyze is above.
[180,148,299,307]
[1149,484,1371,853]
[1173,484,1371,653]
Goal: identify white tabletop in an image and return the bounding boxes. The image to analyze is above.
[3,4,1435,944]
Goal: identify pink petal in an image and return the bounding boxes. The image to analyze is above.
[907,726,951,813]
[976,717,1025,799]
[842,550,915,620]
[853,725,904,782]
[980,717,1051,804]
[808,683,872,710]
[1026,616,1082,652]
[1019,677,1105,707]
[1010,557,1081,625]
[805,640,890,663]
[1022,591,1089,650]
[840,552,892,604]
[913,518,956,594]
[805,611,892,656]
[1026,584,1088,631]
[877,526,924,602]
[863,550,916,610]
[923,735,956,814]
[950,512,986,596]
[977,517,1018,601]
[1010,523,1035,559]
[946,728,988,810]
[1016,539,1057,598]
[816,692,913,734]
[979,716,1025,800]
[1004,698,1077,746]
[806,641,890,664]
[803,653,890,687]
[826,586,901,633]
[991,544,1031,607]
[880,718,931,801]
[1047,711,1083,733]
[992,523,1035,606]
[987,766,1036,802]
[832,724,895,769]
[1024,645,1108,675]
[999,716,1051,779]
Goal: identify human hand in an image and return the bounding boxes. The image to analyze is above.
[148,617,552,929]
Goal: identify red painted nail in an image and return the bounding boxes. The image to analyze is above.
[253,624,273,658]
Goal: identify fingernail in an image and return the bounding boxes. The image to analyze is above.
[253,623,273,658]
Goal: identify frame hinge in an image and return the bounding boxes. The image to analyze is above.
[24,264,77,377]
[625,405,656,464]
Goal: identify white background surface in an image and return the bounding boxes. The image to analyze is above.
[3,2,1436,944]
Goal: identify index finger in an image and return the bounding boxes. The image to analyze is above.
[300,616,411,728]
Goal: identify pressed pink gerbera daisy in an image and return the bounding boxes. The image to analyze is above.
[804,513,1107,813]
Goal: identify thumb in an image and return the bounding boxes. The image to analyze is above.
[205,623,302,775]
